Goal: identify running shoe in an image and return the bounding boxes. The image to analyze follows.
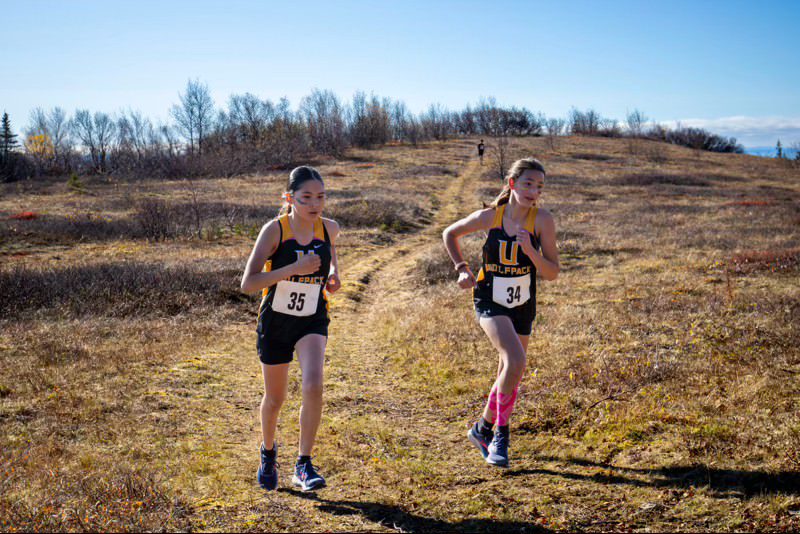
[257,443,279,490]
[292,459,326,491]
[486,431,509,467]
[467,424,491,459]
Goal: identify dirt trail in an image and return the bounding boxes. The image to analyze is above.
[321,158,478,428]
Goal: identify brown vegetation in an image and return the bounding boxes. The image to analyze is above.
[1,137,798,531]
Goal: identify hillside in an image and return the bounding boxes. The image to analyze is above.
[1,136,799,531]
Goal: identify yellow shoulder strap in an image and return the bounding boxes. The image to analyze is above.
[261,259,272,298]
[279,214,293,242]
[524,207,538,234]
[492,205,505,228]
[313,218,325,241]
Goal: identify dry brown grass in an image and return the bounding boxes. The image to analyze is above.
[2,137,799,531]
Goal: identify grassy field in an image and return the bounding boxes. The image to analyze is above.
[1,136,799,532]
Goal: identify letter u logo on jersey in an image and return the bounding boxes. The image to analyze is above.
[498,240,519,266]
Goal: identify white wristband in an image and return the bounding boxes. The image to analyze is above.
[454,261,468,272]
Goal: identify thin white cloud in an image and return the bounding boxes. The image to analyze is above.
[662,116,800,148]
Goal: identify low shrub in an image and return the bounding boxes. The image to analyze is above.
[326,196,429,231]
[0,261,249,320]
[728,248,800,274]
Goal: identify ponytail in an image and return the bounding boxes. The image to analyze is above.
[278,192,293,216]
[489,184,512,209]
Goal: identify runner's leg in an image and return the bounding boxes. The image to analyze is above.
[296,333,327,456]
[261,363,290,450]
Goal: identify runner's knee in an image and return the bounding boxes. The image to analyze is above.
[262,392,285,413]
[500,349,526,377]
[302,377,323,399]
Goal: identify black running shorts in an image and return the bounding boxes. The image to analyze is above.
[257,312,329,365]
[474,298,535,336]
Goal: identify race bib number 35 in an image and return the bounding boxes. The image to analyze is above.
[492,275,531,308]
[272,280,320,317]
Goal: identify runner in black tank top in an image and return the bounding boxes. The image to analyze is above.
[443,157,560,468]
[241,166,341,492]
[258,213,332,361]
[473,204,541,336]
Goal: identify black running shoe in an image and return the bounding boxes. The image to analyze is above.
[257,443,279,490]
[486,431,509,467]
[292,459,326,491]
[468,425,491,459]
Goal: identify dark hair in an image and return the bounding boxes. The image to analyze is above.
[490,157,546,208]
[280,166,324,215]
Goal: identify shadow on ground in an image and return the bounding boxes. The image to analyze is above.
[282,489,551,533]
[509,456,800,497]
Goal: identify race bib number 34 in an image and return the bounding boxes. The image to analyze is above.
[272,280,320,317]
[492,275,531,308]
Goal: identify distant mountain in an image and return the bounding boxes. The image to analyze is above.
[745,146,799,159]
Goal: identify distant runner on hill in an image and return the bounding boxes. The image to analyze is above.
[241,166,342,492]
[477,139,485,164]
[442,157,560,467]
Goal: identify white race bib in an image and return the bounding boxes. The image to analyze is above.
[272,280,320,317]
[492,275,531,308]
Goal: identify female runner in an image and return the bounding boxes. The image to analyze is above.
[241,166,341,490]
[442,157,559,467]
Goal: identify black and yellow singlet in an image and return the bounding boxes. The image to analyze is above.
[473,204,541,313]
[259,214,331,324]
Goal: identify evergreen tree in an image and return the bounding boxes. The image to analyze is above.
[1,112,19,164]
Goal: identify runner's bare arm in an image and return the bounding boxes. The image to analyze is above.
[519,209,560,281]
[323,218,341,293]
[442,208,494,267]
[443,208,495,289]
[240,220,314,294]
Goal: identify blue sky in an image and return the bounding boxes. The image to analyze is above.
[3,0,799,147]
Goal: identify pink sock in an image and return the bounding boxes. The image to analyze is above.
[495,388,518,426]
[486,385,519,426]
[486,385,499,424]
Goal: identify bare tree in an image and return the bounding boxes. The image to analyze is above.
[626,109,648,154]
[47,107,71,170]
[300,89,346,155]
[271,97,308,165]
[492,134,510,181]
[159,123,178,158]
[171,79,215,156]
[228,93,273,148]
[626,109,648,137]
[569,108,602,135]
[25,107,72,173]
[388,100,409,142]
[475,97,497,136]
[185,178,205,239]
[70,110,97,171]
[115,110,154,172]
[348,91,391,147]
[129,111,153,159]
[420,103,453,140]
[545,118,565,151]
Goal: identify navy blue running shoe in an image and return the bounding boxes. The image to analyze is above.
[468,425,490,459]
[486,431,509,467]
[292,459,326,491]
[257,443,279,490]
